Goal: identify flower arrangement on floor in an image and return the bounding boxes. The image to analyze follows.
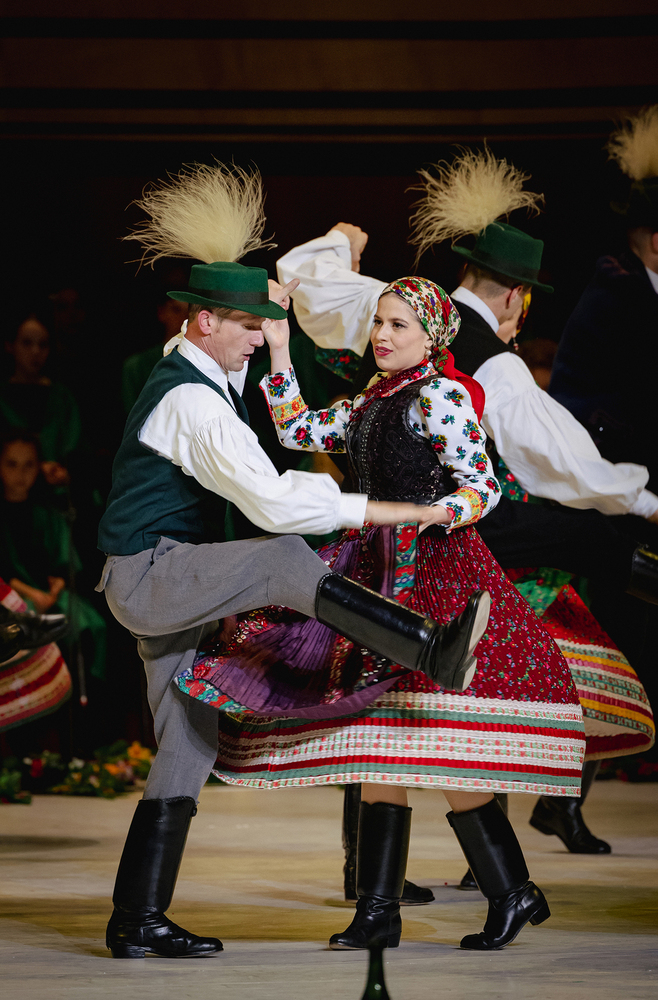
[0,741,155,803]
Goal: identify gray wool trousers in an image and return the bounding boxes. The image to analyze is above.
[98,534,330,802]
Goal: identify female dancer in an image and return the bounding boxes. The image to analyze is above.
[177,278,586,951]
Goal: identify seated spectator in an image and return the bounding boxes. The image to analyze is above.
[121,288,189,414]
[0,430,106,681]
[1,308,81,484]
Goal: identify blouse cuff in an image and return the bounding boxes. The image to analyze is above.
[630,488,658,520]
[259,367,309,429]
[438,486,487,529]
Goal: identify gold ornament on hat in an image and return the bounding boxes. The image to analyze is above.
[124,160,276,266]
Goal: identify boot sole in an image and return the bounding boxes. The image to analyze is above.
[109,944,222,959]
[460,900,551,950]
[329,936,401,950]
[450,591,491,692]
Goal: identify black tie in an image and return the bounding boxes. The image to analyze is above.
[228,382,250,426]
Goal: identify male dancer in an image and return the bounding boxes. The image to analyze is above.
[97,163,489,959]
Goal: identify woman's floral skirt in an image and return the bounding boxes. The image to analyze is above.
[177,524,586,796]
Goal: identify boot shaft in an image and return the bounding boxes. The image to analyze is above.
[447,798,528,899]
[357,801,411,899]
[113,796,197,913]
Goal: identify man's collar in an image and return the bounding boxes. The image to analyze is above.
[178,335,248,398]
[451,286,500,333]
[645,265,658,296]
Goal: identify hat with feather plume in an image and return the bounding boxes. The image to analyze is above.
[409,147,553,293]
[124,161,287,320]
[607,106,658,231]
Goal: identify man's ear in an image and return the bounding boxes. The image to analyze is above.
[196,310,215,335]
[507,285,524,307]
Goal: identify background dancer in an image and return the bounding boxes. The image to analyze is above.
[276,148,658,859]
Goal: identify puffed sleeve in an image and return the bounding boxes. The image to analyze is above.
[276,230,387,357]
[259,366,353,454]
[414,377,501,529]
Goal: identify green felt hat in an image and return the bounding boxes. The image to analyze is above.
[168,261,287,319]
[452,221,553,293]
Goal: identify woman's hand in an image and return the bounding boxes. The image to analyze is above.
[417,504,453,533]
[264,278,299,372]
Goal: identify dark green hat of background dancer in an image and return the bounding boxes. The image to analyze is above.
[452,221,554,293]
[168,261,287,319]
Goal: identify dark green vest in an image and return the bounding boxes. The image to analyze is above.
[98,349,246,555]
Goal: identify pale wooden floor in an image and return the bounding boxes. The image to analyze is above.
[0,779,656,999]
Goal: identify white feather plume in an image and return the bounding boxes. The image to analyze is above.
[124,160,275,265]
[607,106,658,181]
[409,147,543,260]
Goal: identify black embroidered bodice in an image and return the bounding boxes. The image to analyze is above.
[345,376,454,503]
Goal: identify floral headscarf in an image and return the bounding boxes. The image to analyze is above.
[380,276,461,374]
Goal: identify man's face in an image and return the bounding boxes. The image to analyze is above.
[205,310,265,372]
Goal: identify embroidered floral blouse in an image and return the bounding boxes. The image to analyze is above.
[260,362,501,530]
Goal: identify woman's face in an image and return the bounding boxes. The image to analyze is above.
[370,293,432,375]
[8,319,50,381]
[0,441,40,502]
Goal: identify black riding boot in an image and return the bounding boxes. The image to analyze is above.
[106,796,223,958]
[317,575,490,693]
[330,802,411,950]
[0,603,68,648]
[458,793,508,890]
[448,798,550,950]
[342,785,434,905]
[0,623,22,661]
[627,546,658,605]
[529,761,610,853]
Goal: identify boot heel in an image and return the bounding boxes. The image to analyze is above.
[109,942,146,959]
[387,930,401,948]
[529,902,551,926]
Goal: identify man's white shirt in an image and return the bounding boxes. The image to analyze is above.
[138,334,367,536]
[277,228,658,519]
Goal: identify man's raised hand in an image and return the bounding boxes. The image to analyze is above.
[332,223,369,272]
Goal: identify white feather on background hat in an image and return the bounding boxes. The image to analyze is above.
[409,147,543,262]
[124,160,275,266]
[606,106,658,182]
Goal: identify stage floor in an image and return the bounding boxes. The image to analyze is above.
[1,779,656,1000]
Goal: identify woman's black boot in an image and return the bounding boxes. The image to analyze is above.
[448,798,550,950]
[342,785,434,905]
[106,796,223,959]
[529,761,610,853]
[316,575,490,693]
[458,793,509,890]
[330,801,411,950]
